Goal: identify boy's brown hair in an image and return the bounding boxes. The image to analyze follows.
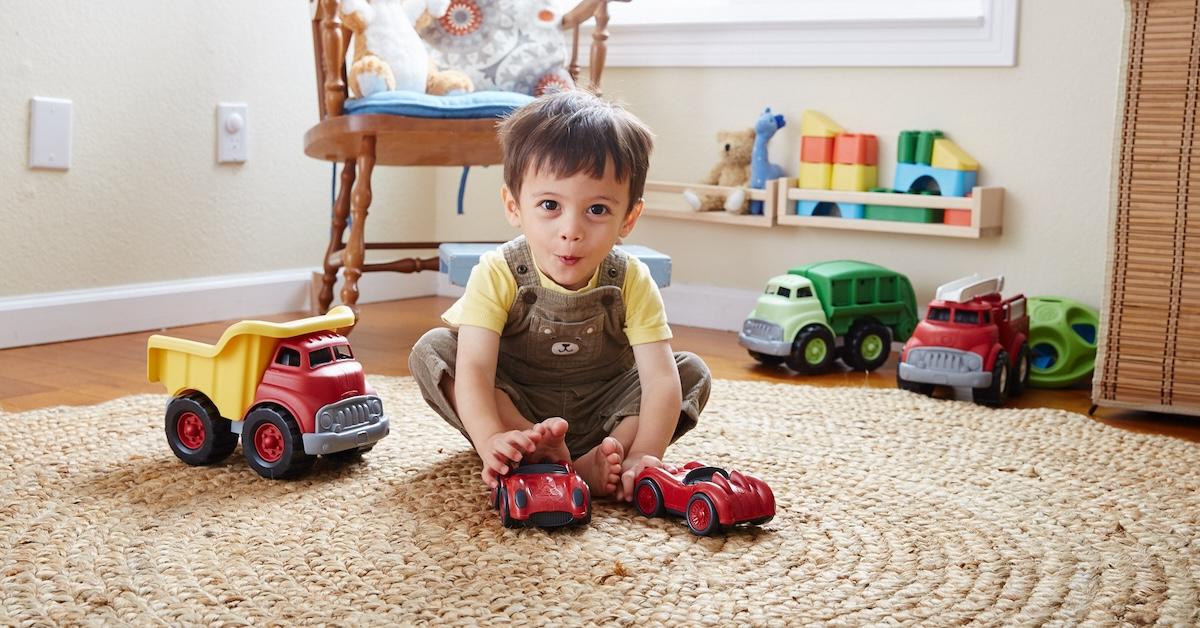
[498,89,654,213]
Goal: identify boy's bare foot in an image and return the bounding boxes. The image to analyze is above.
[528,417,572,463]
[574,437,624,497]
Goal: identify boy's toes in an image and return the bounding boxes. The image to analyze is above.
[543,417,569,438]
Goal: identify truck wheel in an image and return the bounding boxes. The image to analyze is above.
[896,371,934,396]
[748,350,785,367]
[1008,343,1032,398]
[164,395,238,466]
[786,325,836,374]
[242,406,315,479]
[845,322,891,371]
[974,350,1010,406]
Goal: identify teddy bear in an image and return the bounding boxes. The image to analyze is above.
[341,0,474,97]
[683,128,756,213]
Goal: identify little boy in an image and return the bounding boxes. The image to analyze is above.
[409,89,711,502]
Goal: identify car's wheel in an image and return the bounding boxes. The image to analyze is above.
[241,406,315,479]
[1008,343,1032,398]
[785,325,836,374]
[896,370,935,396]
[499,486,519,529]
[634,478,665,518]
[164,394,238,466]
[844,321,891,372]
[686,493,720,536]
[747,350,785,367]
[974,350,1010,406]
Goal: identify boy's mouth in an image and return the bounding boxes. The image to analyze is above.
[557,255,581,265]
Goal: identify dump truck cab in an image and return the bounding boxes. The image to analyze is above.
[740,274,830,359]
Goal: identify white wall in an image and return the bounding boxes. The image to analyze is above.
[1,1,1125,337]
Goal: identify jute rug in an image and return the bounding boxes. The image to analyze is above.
[1,378,1197,626]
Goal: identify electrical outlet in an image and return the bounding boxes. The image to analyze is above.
[29,97,73,170]
[217,103,248,163]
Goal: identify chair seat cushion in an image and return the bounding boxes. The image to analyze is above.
[343,90,534,119]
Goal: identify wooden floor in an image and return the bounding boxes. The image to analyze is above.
[2,296,1197,442]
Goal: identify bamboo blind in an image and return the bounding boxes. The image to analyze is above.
[1095,0,1200,415]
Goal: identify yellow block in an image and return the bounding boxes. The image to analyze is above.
[831,164,877,192]
[801,110,844,138]
[799,162,832,189]
[931,138,979,171]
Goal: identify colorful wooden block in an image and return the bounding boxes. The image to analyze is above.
[943,208,972,226]
[864,204,944,223]
[801,110,844,138]
[897,130,918,164]
[833,133,878,166]
[931,138,979,171]
[801,136,835,164]
[831,163,877,192]
[796,200,865,219]
[799,162,832,189]
[894,162,977,197]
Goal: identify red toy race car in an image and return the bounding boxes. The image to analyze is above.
[491,462,591,529]
[633,462,775,536]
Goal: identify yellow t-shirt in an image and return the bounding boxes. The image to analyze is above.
[442,248,672,346]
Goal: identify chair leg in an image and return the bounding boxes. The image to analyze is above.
[318,158,356,315]
[341,135,376,320]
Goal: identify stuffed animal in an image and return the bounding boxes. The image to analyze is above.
[341,0,474,97]
[683,128,755,213]
[749,108,787,214]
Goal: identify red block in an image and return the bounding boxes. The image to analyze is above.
[800,136,835,164]
[833,133,878,165]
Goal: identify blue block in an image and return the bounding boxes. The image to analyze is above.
[439,243,672,288]
[796,200,864,219]
[894,162,977,198]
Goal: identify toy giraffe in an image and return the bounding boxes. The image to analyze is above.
[749,108,787,215]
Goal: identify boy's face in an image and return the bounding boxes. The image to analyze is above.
[502,161,643,291]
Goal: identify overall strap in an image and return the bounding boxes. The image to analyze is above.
[500,236,540,288]
[597,247,628,288]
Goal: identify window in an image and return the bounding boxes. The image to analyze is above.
[275,348,301,367]
[778,287,792,298]
[578,0,1018,68]
[797,287,813,298]
[954,310,981,325]
[334,344,354,360]
[927,307,951,322]
[309,347,335,367]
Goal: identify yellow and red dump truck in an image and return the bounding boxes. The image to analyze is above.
[147,306,389,479]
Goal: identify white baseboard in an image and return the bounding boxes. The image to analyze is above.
[0,269,439,349]
[436,277,755,333]
[0,271,751,349]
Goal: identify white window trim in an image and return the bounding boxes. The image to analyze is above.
[576,0,1019,68]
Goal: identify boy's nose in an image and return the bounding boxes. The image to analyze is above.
[559,216,583,241]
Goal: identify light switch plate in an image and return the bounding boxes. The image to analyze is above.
[217,102,248,163]
[29,97,73,170]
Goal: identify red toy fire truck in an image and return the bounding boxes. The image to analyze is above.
[897,275,1031,406]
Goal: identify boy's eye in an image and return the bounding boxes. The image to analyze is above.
[538,200,559,211]
[587,204,611,216]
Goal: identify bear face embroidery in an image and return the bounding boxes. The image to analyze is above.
[551,341,580,356]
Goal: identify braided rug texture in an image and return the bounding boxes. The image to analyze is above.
[1,377,1198,626]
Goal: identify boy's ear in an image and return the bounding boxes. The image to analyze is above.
[501,185,521,228]
[619,198,645,237]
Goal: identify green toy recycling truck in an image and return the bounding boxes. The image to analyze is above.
[739,261,919,374]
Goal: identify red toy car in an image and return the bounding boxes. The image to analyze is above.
[633,462,775,536]
[491,462,591,528]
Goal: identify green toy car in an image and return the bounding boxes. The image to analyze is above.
[739,261,919,374]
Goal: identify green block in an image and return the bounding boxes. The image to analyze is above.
[897,130,918,164]
[864,204,944,223]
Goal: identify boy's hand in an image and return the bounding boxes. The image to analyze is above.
[479,429,539,489]
[617,454,668,502]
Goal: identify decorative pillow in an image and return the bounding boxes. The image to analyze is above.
[343,89,534,118]
[419,0,576,96]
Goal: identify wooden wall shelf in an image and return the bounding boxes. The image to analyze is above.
[776,185,1005,239]
[641,180,777,228]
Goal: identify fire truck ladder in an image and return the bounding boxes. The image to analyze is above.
[934,274,1005,303]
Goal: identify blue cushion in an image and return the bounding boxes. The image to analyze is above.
[343,90,534,119]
